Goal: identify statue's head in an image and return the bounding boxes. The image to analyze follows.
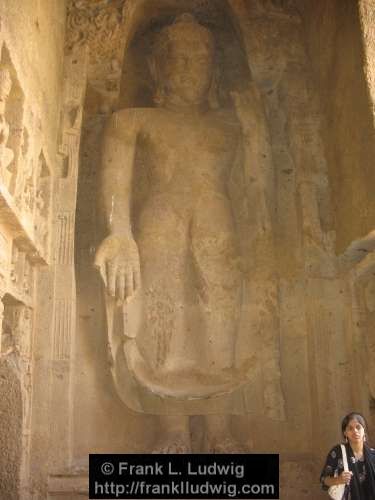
[0,67,12,102]
[151,14,215,107]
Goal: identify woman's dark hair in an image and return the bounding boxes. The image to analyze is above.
[341,412,369,441]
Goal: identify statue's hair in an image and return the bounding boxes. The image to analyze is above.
[153,13,214,64]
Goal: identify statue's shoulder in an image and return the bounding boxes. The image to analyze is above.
[106,108,141,129]
[105,108,153,137]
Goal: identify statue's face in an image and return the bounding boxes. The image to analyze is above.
[161,34,214,106]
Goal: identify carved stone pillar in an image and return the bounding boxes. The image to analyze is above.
[47,48,88,475]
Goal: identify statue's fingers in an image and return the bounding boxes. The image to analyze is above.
[125,268,134,300]
[96,263,107,287]
[117,269,125,302]
[94,243,107,269]
[106,261,117,297]
[93,248,107,285]
[133,266,141,292]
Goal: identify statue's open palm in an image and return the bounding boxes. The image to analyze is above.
[94,235,141,302]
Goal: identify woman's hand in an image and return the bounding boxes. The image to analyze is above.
[94,234,141,303]
[338,471,353,485]
[324,471,353,487]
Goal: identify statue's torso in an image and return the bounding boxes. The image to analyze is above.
[106,109,246,401]
[116,107,240,200]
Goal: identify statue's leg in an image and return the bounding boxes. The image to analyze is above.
[191,193,245,452]
[152,415,191,453]
[135,194,193,373]
[190,192,242,370]
[203,415,248,453]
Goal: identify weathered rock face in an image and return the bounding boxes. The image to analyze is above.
[0,1,66,499]
[0,358,23,500]
[0,0,375,499]
[297,0,375,471]
[297,0,375,255]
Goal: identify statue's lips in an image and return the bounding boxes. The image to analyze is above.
[123,338,256,400]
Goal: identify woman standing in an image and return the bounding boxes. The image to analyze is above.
[320,412,375,499]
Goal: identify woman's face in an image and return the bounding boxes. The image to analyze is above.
[344,418,365,444]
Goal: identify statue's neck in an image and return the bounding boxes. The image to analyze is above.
[162,94,209,115]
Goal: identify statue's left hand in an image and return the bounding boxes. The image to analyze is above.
[94,234,141,303]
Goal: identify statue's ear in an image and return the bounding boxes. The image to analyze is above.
[147,55,164,105]
[148,56,158,84]
[208,66,220,109]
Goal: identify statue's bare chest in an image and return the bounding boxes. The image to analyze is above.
[140,110,239,170]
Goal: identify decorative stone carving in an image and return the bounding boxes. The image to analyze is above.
[34,151,51,251]
[66,0,124,58]
[0,66,14,188]
[1,303,32,355]
[22,257,33,298]
[52,299,72,361]
[10,243,20,287]
[56,212,75,265]
[0,299,34,497]
[15,126,34,215]
[0,45,26,197]
[0,229,9,282]
[10,244,34,303]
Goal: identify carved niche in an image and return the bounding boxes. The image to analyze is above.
[83,1,285,423]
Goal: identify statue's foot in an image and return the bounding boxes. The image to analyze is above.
[204,435,249,454]
[152,434,191,454]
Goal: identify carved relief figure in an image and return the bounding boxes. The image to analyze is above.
[95,14,268,452]
[9,244,34,301]
[10,244,20,288]
[0,66,14,188]
[15,127,34,215]
[34,152,51,250]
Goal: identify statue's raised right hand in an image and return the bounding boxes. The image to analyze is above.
[94,234,141,302]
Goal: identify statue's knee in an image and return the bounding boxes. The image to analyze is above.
[191,231,240,274]
[192,248,242,307]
